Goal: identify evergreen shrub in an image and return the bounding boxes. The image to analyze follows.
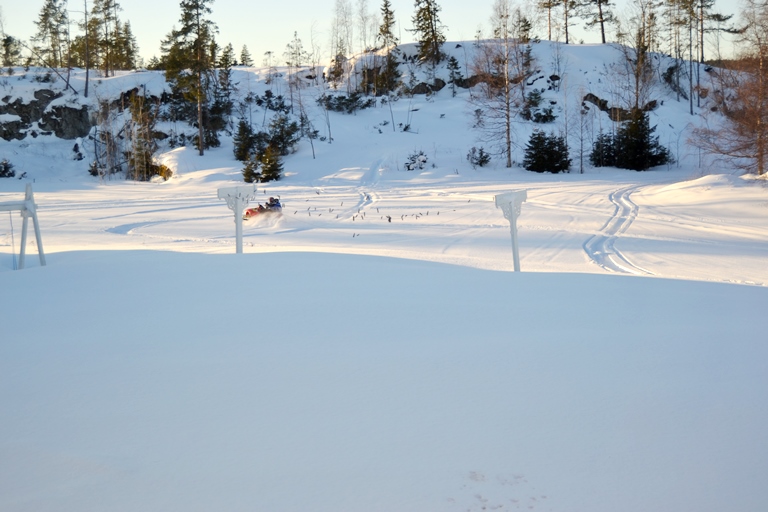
[520,89,556,123]
[523,131,570,173]
[317,92,376,113]
[0,158,15,178]
[467,147,491,168]
[259,145,283,182]
[404,150,428,171]
[590,111,673,170]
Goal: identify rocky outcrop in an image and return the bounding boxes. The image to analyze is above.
[2,89,61,120]
[40,104,92,139]
[0,88,94,140]
[453,75,483,89]
[0,115,25,141]
[410,78,446,95]
[582,93,658,122]
[110,87,162,112]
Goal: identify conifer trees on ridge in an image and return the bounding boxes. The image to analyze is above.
[411,0,446,65]
[162,0,218,155]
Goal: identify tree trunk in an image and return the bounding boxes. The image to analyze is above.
[197,70,204,156]
[758,48,766,175]
[598,1,606,44]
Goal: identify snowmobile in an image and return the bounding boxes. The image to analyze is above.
[244,197,282,219]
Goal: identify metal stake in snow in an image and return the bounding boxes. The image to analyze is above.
[0,184,46,270]
[218,185,256,254]
[495,190,527,272]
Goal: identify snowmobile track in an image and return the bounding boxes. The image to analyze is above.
[583,184,654,276]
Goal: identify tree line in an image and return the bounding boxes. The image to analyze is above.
[0,0,741,75]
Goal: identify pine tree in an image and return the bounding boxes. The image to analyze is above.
[695,0,738,63]
[162,0,218,155]
[538,0,558,40]
[267,114,300,156]
[446,55,463,96]
[284,31,308,68]
[217,44,236,97]
[67,5,101,73]
[126,93,166,181]
[91,0,121,75]
[615,110,672,170]
[113,20,139,70]
[327,37,347,87]
[207,42,235,134]
[562,0,578,44]
[233,119,254,161]
[523,131,571,173]
[240,44,253,66]
[284,32,308,108]
[146,56,162,70]
[589,130,617,167]
[590,111,672,170]
[1,35,23,67]
[259,145,283,182]
[411,0,446,65]
[378,0,398,49]
[83,0,140,73]
[375,0,401,94]
[33,0,67,67]
[242,154,260,182]
[579,0,615,44]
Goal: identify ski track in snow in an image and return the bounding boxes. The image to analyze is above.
[583,184,654,276]
[6,174,767,284]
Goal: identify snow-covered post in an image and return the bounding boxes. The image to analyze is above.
[0,184,46,270]
[217,185,256,254]
[495,190,527,272]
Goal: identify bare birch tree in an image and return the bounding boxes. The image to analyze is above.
[692,0,767,175]
[471,0,536,167]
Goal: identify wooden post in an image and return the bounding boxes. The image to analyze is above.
[495,191,527,272]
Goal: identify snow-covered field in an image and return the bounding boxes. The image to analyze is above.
[1,42,767,511]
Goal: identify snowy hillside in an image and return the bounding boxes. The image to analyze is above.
[0,41,728,175]
[1,42,767,512]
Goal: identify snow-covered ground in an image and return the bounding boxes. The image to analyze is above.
[1,42,767,511]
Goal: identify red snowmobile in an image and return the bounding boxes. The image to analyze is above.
[244,197,282,219]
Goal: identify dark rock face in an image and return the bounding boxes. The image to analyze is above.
[582,93,659,122]
[0,117,25,141]
[410,78,447,95]
[453,75,483,89]
[40,104,92,139]
[0,88,94,140]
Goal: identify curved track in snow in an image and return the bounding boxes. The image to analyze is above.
[583,184,654,276]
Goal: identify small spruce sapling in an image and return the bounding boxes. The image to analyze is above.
[259,145,284,182]
[242,155,261,183]
[467,147,491,168]
[523,131,571,173]
[404,150,428,170]
[0,158,16,178]
[447,56,463,97]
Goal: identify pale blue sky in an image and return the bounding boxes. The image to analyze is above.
[1,0,742,66]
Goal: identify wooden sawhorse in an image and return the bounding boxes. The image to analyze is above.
[0,184,46,269]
